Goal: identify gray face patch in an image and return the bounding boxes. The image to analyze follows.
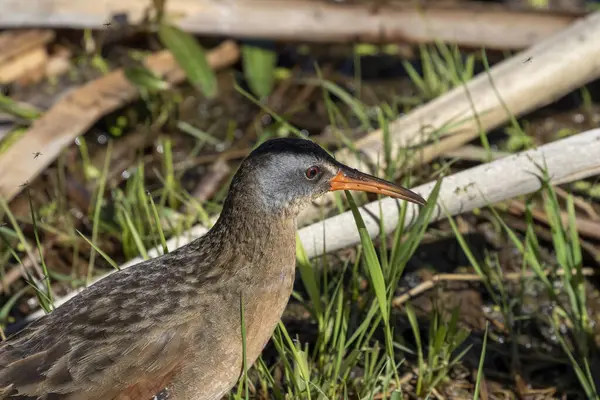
[252,152,334,214]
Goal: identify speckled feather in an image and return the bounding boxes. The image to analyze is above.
[0,138,339,400]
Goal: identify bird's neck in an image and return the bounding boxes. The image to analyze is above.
[205,195,298,264]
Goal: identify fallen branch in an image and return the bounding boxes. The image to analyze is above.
[441,145,511,162]
[0,29,54,65]
[26,128,600,321]
[298,9,600,224]
[0,40,240,203]
[299,128,600,257]
[502,214,600,261]
[505,199,600,241]
[353,10,600,163]
[444,148,599,220]
[0,0,582,50]
[0,29,55,84]
[391,267,596,308]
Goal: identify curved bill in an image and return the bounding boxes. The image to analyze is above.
[329,166,427,206]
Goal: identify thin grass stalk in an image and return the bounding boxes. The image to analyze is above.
[87,140,112,284]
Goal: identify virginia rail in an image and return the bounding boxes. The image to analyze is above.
[0,138,426,399]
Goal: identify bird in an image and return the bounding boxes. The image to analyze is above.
[0,137,426,400]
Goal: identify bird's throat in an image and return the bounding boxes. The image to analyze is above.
[209,200,297,266]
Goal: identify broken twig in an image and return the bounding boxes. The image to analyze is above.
[392,267,595,308]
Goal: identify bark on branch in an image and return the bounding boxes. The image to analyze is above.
[0,0,583,50]
[299,128,600,257]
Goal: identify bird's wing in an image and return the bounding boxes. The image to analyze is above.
[0,320,189,399]
[0,249,222,400]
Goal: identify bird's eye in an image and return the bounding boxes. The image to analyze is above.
[305,166,321,180]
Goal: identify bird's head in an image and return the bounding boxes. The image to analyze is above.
[225,138,426,218]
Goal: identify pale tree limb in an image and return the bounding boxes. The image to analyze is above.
[0,0,582,50]
[26,128,600,321]
[298,129,600,258]
[173,0,581,50]
[297,9,600,224]
[352,10,600,162]
[443,146,599,220]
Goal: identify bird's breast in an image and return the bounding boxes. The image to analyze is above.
[240,242,296,363]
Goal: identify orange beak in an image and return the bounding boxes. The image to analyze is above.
[329,167,426,206]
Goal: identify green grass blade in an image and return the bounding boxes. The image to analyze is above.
[296,234,323,324]
[123,65,170,92]
[445,209,496,300]
[344,191,388,326]
[77,230,120,271]
[319,80,372,132]
[234,82,306,138]
[27,190,54,308]
[277,321,311,393]
[405,303,424,395]
[345,298,380,348]
[0,227,52,313]
[555,326,599,399]
[177,121,221,146]
[402,60,427,97]
[149,194,169,255]
[0,197,40,279]
[120,206,149,260]
[158,23,218,98]
[567,194,588,331]
[87,140,112,283]
[0,93,41,120]
[390,179,441,287]
[473,322,489,400]
[242,43,277,99]
[0,286,29,329]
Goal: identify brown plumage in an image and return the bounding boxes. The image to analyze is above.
[0,138,426,399]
